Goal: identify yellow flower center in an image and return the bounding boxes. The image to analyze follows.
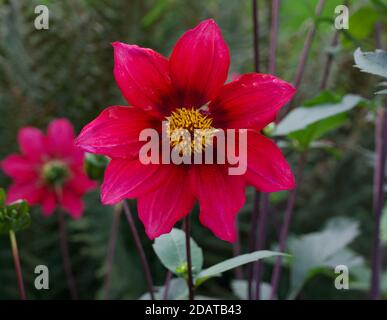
[166,107,217,156]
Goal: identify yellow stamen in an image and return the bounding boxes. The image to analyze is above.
[166,108,216,156]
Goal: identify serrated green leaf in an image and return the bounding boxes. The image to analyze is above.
[354,48,387,78]
[153,228,203,277]
[196,251,285,284]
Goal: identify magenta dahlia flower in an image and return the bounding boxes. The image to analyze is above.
[76,19,295,242]
[1,119,96,218]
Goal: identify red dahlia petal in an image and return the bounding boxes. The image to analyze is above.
[7,180,44,205]
[18,127,47,162]
[101,160,175,205]
[245,130,295,192]
[169,19,230,107]
[76,106,156,159]
[1,154,38,182]
[113,42,177,116]
[210,73,295,130]
[47,118,76,158]
[190,165,245,243]
[137,166,195,240]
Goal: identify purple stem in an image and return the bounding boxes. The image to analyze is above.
[58,208,79,299]
[247,0,261,301]
[232,217,243,280]
[103,203,122,300]
[320,0,349,90]
[270,151,308,299]
[252,0,281,300]
[123,200,155,300]
[320,30,339,90]
[248,192,260,299]
[281,0,325,118]
[370,19,385,301]
[268,0,280,75]
[162,271,173,300]
[254,193,270,299]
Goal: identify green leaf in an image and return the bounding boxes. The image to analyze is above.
[231,280,273,300]
[342,7,380,48]
[274,94,362,148]
[354,48,387,78]
[0,200,31,234]
[153,228,203,277]
[275,94,362,136]
[288,218,363,298]
[376,89,387,95]
[196,251,285,284]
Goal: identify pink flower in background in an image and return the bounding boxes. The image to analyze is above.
[1,119,96,219]
[76,19,295,242]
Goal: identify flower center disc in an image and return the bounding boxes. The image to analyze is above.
[166,107,216,156]
[42,160,69,186]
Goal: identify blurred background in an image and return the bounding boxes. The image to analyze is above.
[0,0,386,299]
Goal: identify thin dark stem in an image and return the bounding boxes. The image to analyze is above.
[248,192,260,299]
[293,0,325,88]
[252,0,260,72]
[248,0,261,301]
[254,193,270,299]
[319,30,339,90]
[232,217,243,280]
[320,0,349,90]
[251,0,281,300]
[162,271,173,300]
[58,208,78,299]
[123,200,155,300]
[270,151,307,299]
[9,230,26,300]
[184,215,194,300]
[280,0,325,118]
[370,19,385,300]
[103,203,122,300]
[370,104,387,300]
[268,0,280,74]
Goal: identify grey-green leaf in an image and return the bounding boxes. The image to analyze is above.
[288,217,363,298]
[152,228,203,276]
[231,280,273,300]
[354,48,387,78]
[274,94,362,136]
[196,250,285,283]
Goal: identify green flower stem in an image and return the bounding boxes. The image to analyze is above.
[9,229,26,300]
[184,215,194,300]
[103,203,122,300]
[123,200,155,300]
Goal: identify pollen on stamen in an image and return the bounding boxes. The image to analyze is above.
[166,107,217,156]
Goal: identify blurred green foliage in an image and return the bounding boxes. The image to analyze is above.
[0,0,386,299]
